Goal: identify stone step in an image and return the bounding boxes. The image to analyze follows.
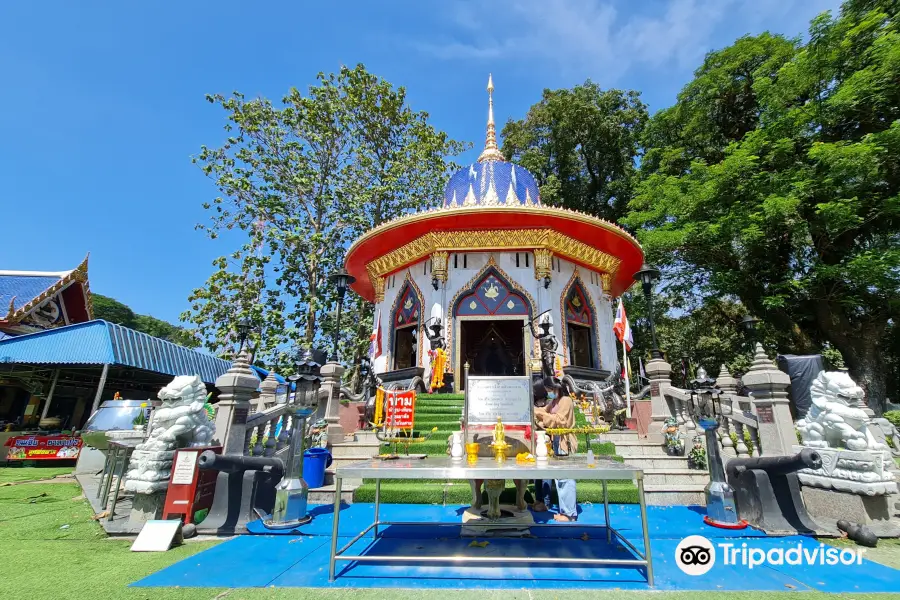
[643,468,709,486]
[593,431,641,443]
[324,471,362,487]
[643,483,707,506]
[613,441,673,457]
[617,455,694,469]
[308,484,358,505]
[352,430,380,442]
[330,441,383,458]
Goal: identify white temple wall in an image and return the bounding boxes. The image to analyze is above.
[370,251,618,378]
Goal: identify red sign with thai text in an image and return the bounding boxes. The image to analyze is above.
[4,435,83,460]
[384,391,416,430]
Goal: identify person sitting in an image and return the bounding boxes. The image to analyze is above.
[533,377,578,522]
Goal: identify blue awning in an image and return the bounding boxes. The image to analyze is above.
[0,320,233,385]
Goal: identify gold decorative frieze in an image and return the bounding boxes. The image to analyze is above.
[533,248,553,280]
[365,229,621,295]
[431,251,448,283]
[373,277,385,303]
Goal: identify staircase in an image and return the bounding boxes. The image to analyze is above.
[308,430,382,504]
[595,429,709,506]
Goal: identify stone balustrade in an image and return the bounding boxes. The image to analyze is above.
[244,404,297,457]
[658,344,794,463]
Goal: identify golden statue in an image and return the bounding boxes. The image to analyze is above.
[493,416,505,445]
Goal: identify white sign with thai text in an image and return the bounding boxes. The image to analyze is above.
[171,450,198,485]
[465,376,533,425]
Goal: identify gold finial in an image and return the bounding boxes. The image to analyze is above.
[477,73,505,163]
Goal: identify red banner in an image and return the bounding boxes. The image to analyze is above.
[384,390,416,430]
[4,435,83,460]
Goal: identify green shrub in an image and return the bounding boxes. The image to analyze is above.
[729,429,756,455]
[884,411,900,429]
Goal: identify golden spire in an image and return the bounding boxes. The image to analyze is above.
[477,73,505,163]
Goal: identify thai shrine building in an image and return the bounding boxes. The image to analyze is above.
[0,256,233,435]
[345,78,645,394]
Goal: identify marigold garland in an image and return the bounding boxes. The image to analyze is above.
[428,348,447,391]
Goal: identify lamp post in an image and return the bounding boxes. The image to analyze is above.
[237,318,252,353]
[634,263,662,359]
[741,314,759,351]
[327,268,356,363]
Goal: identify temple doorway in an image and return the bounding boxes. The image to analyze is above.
[459,319,525,390]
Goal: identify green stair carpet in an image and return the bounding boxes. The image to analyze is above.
[357,393,639,504]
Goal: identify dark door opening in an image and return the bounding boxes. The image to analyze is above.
[567,322,595,368]
[393,325,417,369]
[459,319,525,390]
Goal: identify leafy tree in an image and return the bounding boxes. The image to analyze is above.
[627,1,900,411]
[501,82,648,222]
[185,64,465,373]
[92,294,198,348]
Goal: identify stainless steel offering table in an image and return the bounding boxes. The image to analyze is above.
[328,456,654,586]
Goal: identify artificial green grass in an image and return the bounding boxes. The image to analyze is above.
[0,466,74,485]
[354,480,639,504]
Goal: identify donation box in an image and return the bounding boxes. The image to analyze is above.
[162,445,221,525]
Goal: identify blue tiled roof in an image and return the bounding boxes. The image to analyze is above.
[0,320,233,384]
[443,160,540,208]
[0,274,63,312]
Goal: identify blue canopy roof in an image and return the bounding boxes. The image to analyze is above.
[0,320,233,385]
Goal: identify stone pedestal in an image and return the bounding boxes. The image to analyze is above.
[645,358,672,443]
[460,505,534,537]
[213,350,259,455]
[801,487,900,537]
[321,362,346,446]
[794,445,898,495]
[743,344,795,455]
[126,491,166,533]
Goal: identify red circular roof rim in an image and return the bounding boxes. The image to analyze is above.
[345,205,643,301]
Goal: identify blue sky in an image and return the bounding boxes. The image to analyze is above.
[0,0,839,325]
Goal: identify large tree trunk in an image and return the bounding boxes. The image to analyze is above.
[839,336,888,415]
[815,302,888,414]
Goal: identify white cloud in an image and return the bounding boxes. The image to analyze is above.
[414,0,841,82]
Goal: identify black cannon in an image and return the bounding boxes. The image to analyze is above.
[196,451,284,535]
[725,448,822,534]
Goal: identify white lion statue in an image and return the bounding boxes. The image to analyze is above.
[123,375,216,494]
[796,371,887,452]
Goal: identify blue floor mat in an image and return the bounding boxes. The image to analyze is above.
[245,503,769,539]
[135,504,899,592]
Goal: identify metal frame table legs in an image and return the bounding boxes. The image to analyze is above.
[327,475,656,587]
[602,479,611,543]
[637,477,654,587]
[96,448,114,499]
[373,478,381,538]
[328,475,343,582]
[107,446,132,522]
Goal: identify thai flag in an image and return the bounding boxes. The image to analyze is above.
[368,309,382,359]
[613,299,633,351]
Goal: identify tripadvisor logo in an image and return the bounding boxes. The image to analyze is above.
[675,535,866,575]
[675,535,716,576]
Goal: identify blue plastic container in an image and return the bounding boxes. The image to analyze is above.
[302,447,333,489]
